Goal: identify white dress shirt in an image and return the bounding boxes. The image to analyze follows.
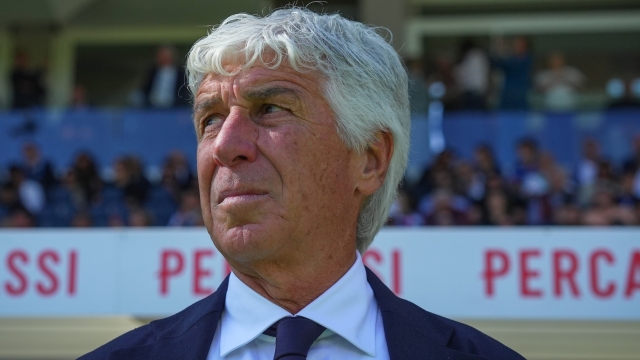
[207,252,389,359]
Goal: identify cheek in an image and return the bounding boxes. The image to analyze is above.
[196,143,216,202]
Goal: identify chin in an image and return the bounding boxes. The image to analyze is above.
[213,223,282,263]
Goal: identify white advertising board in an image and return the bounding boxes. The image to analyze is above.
[0,228,638,320]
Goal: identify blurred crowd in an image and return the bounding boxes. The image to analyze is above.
[0,143,203,228]
[388,136,640,227]
[407,36,640,113]
[2,135,640,229]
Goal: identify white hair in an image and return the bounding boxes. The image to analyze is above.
[186,8,410,252]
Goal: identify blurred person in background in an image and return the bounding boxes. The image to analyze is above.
[2,208,36,228]
[535,52,586,111]
[623,135,640,189]
[387,185,425,226]
[142,45,190,108]
[455,160,485,202]
[167,190,203,226]
[582,185,636,225]
[71,211,93,227]
[10,50,46,109]
[8,165,45,216]
[112,155,151,207]
[512,138,540,187]
[454,38,489,110]
[491,36,533,110]
[21,142,57,192]
[128,207,155,227]
[424,189,469,226]
[473,144,501,178]
[71,151,103,206]
[575,138,603,206]
[541,153,575,210]
[160,150,196,197]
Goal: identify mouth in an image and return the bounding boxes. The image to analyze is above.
[216,190,270,206]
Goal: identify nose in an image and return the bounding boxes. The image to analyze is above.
[212,108,258,167]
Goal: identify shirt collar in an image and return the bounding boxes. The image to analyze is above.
[219,252,378,357]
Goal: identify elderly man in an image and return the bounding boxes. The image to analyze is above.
[81,8,524,360]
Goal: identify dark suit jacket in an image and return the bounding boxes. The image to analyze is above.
[79,268,525,359]
[142,66,191,108]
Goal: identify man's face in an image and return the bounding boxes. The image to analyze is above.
[193,62,364,268]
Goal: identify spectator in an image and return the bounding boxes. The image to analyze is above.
[623,134,640,174]
[10,50,46,109]
[483,190,510,226]
[71,84,90,109]
[455,161,485,202]
[554,203,581,225]
[71,211,93,227]
[142,46,190,108]
[582,186,636,225]
[491,36,533,110]
[0,183,20,215]
[71,151,102,206]
[453,38,489,110]
[8,165,45,215]
[513,138,540,186]
[21,142,57,192]
[2,208,36,228]
[112,156,151,207]
[167,190,203,226]
[388,186,425,226]
[575,138,602,205]
[128,208,155,227]
[575,138,601,188]
[424,189,469,226]
[535,52,586,111]
[160,150,195,200]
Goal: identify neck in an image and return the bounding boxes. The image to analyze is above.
[231,249,357,314]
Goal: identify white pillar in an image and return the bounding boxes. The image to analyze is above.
[0,31,12,109]
[48,33,75,108]
[359,0,408,55]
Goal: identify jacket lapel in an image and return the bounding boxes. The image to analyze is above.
[110,276,229,360]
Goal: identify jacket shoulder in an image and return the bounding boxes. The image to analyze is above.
[78,277,229,359]
[366,267,524,359]
[399,296,525,359]
[77,324,155,360]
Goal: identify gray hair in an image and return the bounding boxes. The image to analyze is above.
[186,8,410,252]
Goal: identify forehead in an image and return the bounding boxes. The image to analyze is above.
[195,61,325,99]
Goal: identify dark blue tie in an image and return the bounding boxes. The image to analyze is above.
[270,316,326,360]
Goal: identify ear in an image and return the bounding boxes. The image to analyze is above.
[355,130,394,196]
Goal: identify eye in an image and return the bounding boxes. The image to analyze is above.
[262,104,285,114]
[204,115,223,127]
[201,114,224,135]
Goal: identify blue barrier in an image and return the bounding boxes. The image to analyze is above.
[0,108,197,175]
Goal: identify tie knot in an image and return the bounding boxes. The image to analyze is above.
[272,316,325,360]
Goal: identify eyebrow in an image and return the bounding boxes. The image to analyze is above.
[243,86,301,102]
[193,97,222,116]
[193,86,300,114]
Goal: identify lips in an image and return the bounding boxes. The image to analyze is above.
[216,189,269,205]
